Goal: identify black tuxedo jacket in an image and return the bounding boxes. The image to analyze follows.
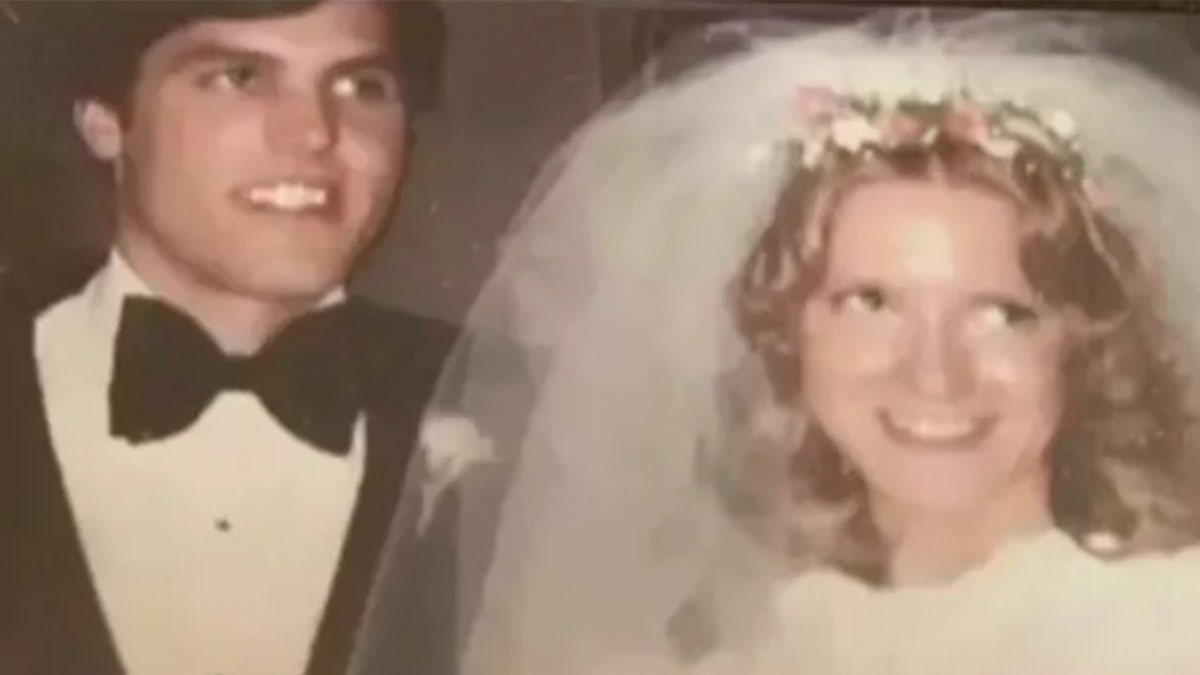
[0,255,460,675]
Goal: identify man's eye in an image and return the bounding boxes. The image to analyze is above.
[199,63,261,91]
[331,71,401,103]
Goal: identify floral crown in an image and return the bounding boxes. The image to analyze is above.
[788,86,1106,206]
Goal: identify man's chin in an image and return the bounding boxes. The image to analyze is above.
[235,272,349,309]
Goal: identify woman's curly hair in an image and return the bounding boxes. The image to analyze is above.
[729,112,1200,584]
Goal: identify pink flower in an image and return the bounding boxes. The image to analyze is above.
[880,114,923,144]
[945,103,989,143]
[796,86,839,123]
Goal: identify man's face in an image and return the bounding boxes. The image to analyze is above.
[78,0,408,306]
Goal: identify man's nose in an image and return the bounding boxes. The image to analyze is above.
[265,88,337,157]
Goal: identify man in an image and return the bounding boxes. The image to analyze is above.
[0,2,455,673]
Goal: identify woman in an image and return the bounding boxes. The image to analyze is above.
[355,9,1200,675]
[719,79,1200,675]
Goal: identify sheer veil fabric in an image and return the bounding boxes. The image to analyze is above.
[350,9,1200,675]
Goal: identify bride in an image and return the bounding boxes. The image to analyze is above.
[358,9,1200,675]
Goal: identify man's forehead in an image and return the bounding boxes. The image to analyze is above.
[148,2,396,69]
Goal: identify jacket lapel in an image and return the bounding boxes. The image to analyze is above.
[0,255,126,674]
[304,302,458,675]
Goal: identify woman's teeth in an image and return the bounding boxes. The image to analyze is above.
[883,411,987,445]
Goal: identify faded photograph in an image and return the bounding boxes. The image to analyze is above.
[3,2,1200,675]
[413,3,1200,675]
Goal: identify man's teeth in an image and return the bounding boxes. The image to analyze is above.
[246,183,330,210]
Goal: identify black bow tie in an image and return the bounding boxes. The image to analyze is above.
[109,296,363,455]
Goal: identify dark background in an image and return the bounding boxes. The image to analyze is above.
[2,1,1199,323]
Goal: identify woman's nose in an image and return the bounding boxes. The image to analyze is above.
[895,317,975,400]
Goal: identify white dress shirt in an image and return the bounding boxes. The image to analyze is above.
[34,254,366,675]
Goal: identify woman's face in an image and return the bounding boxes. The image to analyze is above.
[799,179,1068,517]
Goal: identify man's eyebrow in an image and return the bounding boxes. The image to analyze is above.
[157,42,399,77]
[327,51,402,77]
[158,43,278,74]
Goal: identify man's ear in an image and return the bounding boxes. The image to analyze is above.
[73,99,125,161]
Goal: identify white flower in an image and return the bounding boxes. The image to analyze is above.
[422,413,494,475]
[876,88,903,109]
[1041,109,1077,140]
[1083,530,1123,555]
[417,413,496,532]
[800,137,827,168]
[830,114,879,153]
[979,135,1020,159]
[912,80,945,104]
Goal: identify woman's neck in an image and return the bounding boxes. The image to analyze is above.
[872,472,1053,587]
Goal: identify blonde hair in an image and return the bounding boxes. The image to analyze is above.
[731,113,1200,583]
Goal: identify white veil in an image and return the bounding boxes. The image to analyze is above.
[352,8,1200,675]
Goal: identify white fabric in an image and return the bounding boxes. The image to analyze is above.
[756,531,1200,675]
[380,9,1200,675]
[580,531,1200,674]
[34,253,365,675]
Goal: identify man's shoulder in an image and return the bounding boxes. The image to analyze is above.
[346,298,461,385]
[0,250,103,318]
[345,299,462,422]
[347,298,459,352]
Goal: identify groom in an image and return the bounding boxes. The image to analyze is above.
[0,2,457,674]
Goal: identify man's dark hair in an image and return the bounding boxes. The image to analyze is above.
[23,0,447,116]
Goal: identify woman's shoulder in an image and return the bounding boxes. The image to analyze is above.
[1076,543,1200,599]
[1016,542,1200,672]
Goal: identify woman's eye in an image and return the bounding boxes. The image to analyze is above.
[977,300,1040,330]
[832,286,889,314]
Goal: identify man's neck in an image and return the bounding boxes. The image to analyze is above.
[112,240,315,356]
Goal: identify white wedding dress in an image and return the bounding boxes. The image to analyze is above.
[588,531,1200,675]
[410,14,1200,675]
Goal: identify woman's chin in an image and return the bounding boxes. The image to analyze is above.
[868,478,1002,519]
